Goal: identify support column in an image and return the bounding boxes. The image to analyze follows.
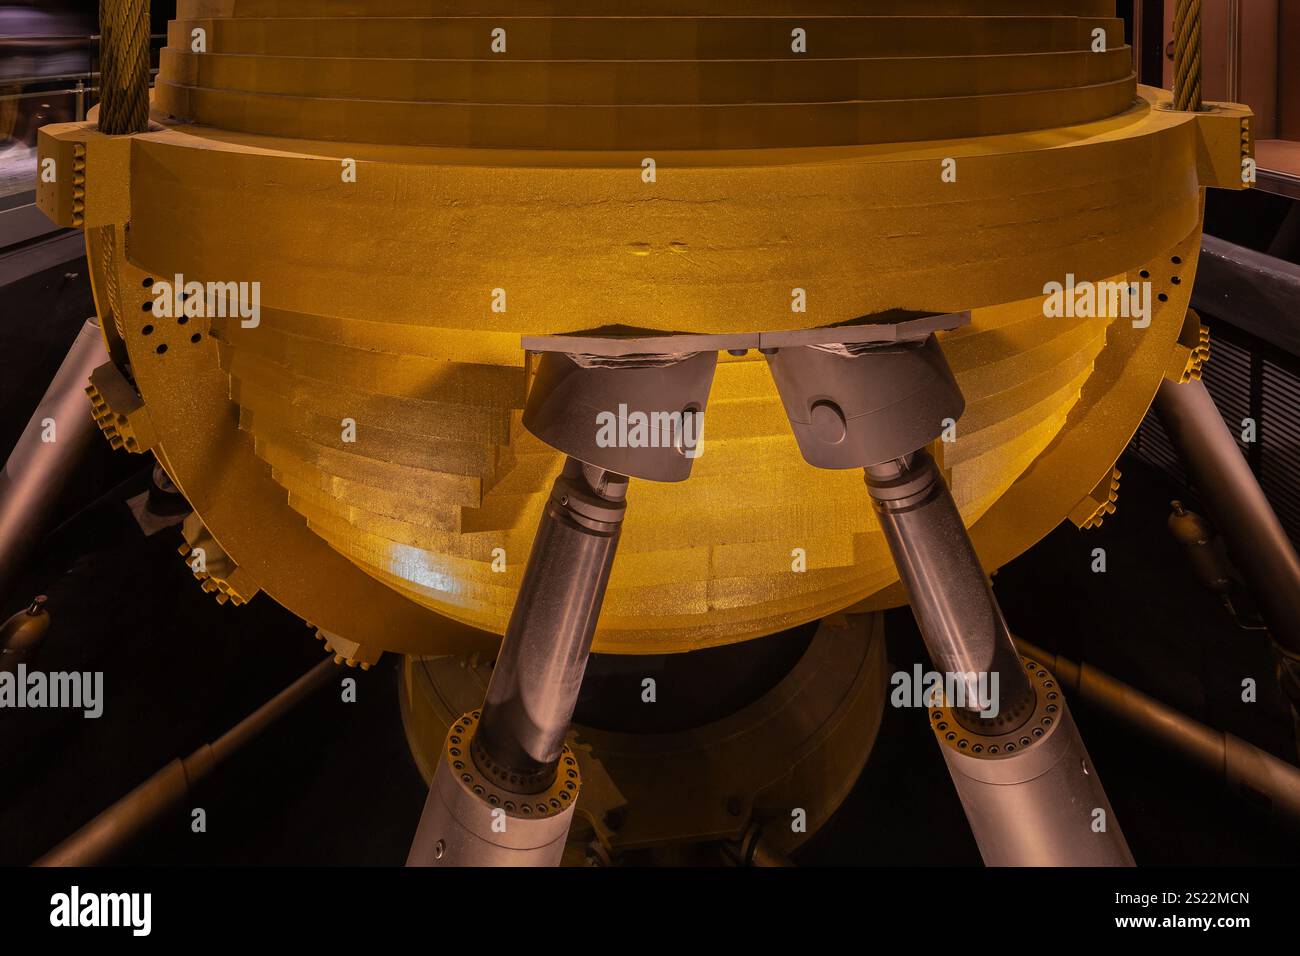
[1154,377,1300,656]
[406,347,717,866]
[406,459,625,867]
[0,320,108,603]
[1155,374,1300,760]
[764,333,1134,866]
[867,451,1132,866]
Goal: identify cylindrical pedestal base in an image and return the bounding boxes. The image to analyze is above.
[407,710,581,867]
[930,657,1134,867]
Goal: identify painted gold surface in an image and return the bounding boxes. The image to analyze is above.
[36,2,1252,655]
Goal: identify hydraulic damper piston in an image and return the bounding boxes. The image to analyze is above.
[764,326,1134,867]
[407,348,718,866]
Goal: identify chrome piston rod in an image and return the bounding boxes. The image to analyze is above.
[866,453,1033,728]
[407,346,718,867]
[406,458,626,867]
[762,337,1133,866]
[866,452,1135,867]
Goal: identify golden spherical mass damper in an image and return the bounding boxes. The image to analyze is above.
[37,0,1253,656]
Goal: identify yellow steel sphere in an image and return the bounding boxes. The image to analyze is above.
[41,0,1252,658]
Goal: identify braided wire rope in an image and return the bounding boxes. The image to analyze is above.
[97,0,151,134]
[1172,0,1203,112]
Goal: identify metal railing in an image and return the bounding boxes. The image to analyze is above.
[5,71,160,122]
[1,33,166,126]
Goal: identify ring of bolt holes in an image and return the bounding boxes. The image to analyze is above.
[928,659,1062,756]
[140,277,204,354]
[447,711,580,818]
